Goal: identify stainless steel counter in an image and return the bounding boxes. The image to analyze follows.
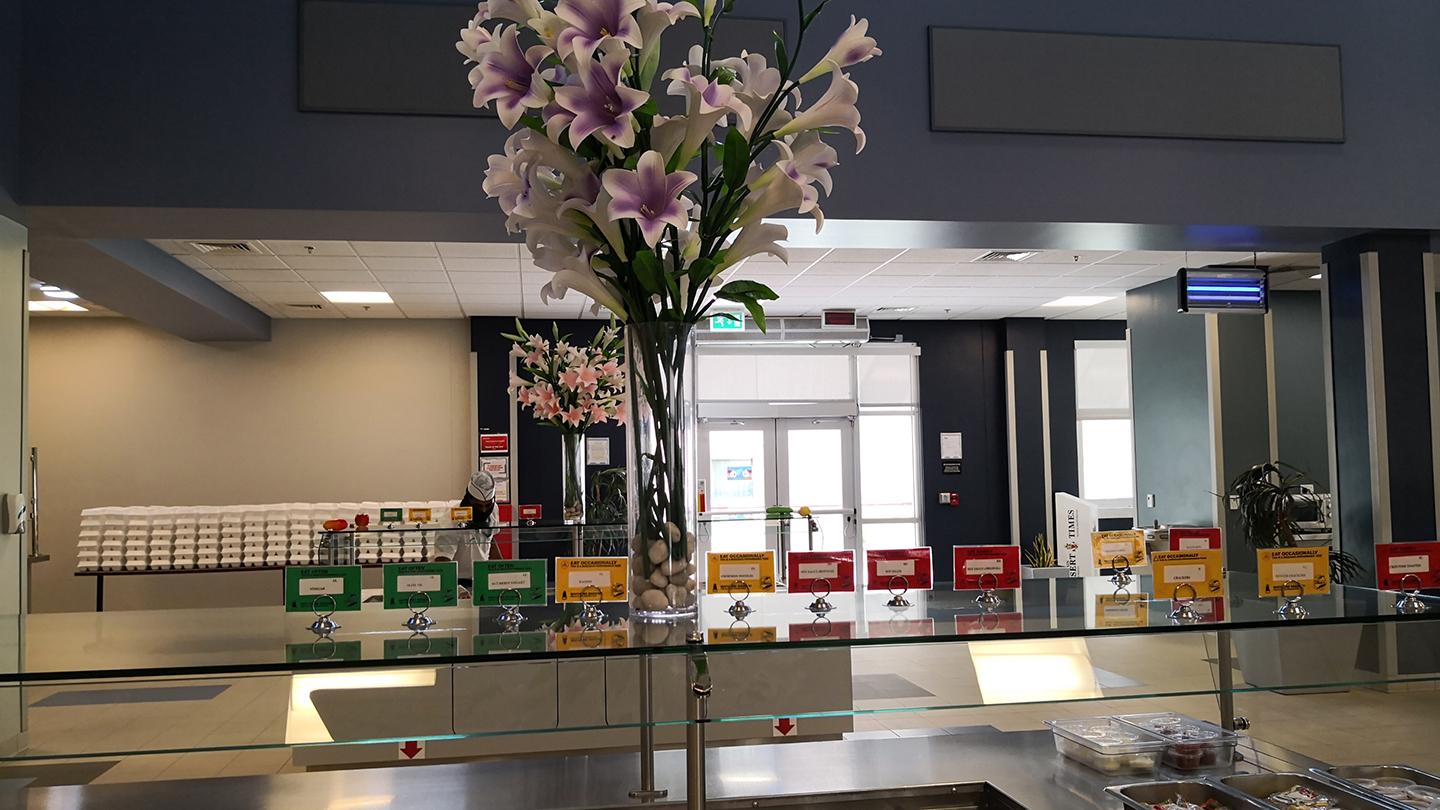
[0,729,1326,810]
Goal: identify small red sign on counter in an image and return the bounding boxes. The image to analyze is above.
[788,550,856,594]
[1377,542,1440,590]
[865,548,933,591]
[951,545,1021,590]
[1169,527,1222,551]
[518,504,542,521]
[480,434,510,454]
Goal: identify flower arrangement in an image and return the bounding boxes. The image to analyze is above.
[506,320,627,521]
[461,0,879,616]
[506,320,627,431]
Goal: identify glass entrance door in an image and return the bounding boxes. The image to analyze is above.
[698,417,856,557]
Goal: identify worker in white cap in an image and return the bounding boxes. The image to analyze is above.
[433,470,499,591]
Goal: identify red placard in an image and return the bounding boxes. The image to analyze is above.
[865,548,933,591]
[788,550,856,593]
[1376,542,1440,590]
[518,504,542,521]
[1186,597,1227,623]
[951,545,1021,590]
[788,620,855,641]
[955,612,1023,635]
[1169,527,1222,551]
[480,434,510,454]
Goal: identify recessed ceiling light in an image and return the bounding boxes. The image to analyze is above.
[874,306,917,313]
[1043,295,1115,308]
[321,291,393,304]
[39,284,61,292]
[29,300,88,312]
[1310,273,1322,280]
[976,250,1041,263]
[43,289,79,299]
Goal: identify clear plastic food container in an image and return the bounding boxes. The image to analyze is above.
[1117,712,1242,771]
[1045,717,1169,776]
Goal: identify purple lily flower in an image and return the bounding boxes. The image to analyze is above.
[472,25,554,128]
[555,0,645,63]
[553,49,650,148]
[601,151,697,247]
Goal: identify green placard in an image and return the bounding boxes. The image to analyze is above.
[473,632,547,655]
[382,562,459,610]
[284,566,363,613]
[383,635,459,660]
[380,507,404,524]
[472,559,547,606]
[286,640,362,663]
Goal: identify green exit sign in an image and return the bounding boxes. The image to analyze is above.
[709,314,745,332]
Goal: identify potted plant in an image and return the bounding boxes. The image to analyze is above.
[1224,461,1364,691]
[1021,532,1067,579]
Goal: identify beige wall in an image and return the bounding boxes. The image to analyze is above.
[29,317,472,612]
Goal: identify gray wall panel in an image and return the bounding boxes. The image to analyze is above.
[1217,314,1271,571]
[1129,278,1215,528]
[930,28,1343,142]
[1270,292,1330,490]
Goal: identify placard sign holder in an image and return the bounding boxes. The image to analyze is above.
[788,550,855,615]
[1397,574,1428,615]
[309,594,340,636]
[865,548,933,610]
[1275,580,1308,620]
[1169,582,1202,624]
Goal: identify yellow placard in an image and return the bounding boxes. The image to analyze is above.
[1258,547,1331,596]
[1094,593,1151,628]
[407,507,433,524]
[1091,530,1148,568]
[554,628,629,651]
[555,557,629,603]
[706,626,778,645]
[705,551,777,595]
[450,506,474,523]
[1151,549,1226,598]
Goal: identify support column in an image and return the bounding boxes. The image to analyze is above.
[1003,319,1048,548]
[1322,234,1437,586]
[0,214,27,756]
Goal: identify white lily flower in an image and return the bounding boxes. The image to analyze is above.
[490,0,544,24]
[733,171,824,233]
[543,266,630,319]
[719,222,790,270]
[776,64,865,153]
[800,16,881,83]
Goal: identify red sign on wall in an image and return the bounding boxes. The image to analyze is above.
[788,550,856,594]
[1376,542,1440,590]
[1169,527,1222,552]
[951,545,1021,590]
[864,548,933,591]
[480,434,510,454]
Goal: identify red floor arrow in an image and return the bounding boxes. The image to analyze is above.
[399,741,423,759]
[774,718,795,736]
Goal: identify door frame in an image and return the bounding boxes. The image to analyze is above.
[776,416,858,553]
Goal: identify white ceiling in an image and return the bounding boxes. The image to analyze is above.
[145,239,1321,321]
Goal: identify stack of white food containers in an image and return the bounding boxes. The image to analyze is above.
[124,508,150,570]
[288,505,314,565]
[76,508,104,571]
[219,506,244,568]
[172,508,197,569]
[148,506,174,570]
[197,508,221,568]
[242,507,267,567]
[101,509,125,570]
[264,506,288,567]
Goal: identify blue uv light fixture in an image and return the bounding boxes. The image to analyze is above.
[1176,267,1268,314]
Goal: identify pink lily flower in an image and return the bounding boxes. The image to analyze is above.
[561,405,585,427]
[553,49,649,148]
[601,151,696,247]
[472,26,553,128]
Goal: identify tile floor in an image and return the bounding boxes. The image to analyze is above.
[10,630,1440,786]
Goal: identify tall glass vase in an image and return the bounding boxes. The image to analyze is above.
[626,321,699,619]
[561,431,586,524]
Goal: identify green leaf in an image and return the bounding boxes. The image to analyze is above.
[715,279,780,301]
[742,299,768,332]
[687,257,719,285]
[802,0,831,29]
[772,31,790,76]
[722,129,749,190]
[632,250,667,296]
[634,98,658,128]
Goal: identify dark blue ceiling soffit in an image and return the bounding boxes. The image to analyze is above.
[28,237,270,342]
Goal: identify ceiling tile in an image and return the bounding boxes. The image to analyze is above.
[889,249,992,263]
[372,270,450,283]
[262,240,357,257]
[443,257,520,272]
[335,303,402,318]
[463,302,527,316]
[202,254,289,269]
[803,262,882,277]
[282,306,345,319]
[242,283,324,301]
[282,255,369,271]
[218,268,304,283]
[821,248,904,263]
[148,239,192,255]
[453,284,522,297]
[363,256,445,272]
[387,293,459,305]
[1028,250,1122,266]
[310,281,385,293]
[772,248,832,264]
[293,269,376,284]
[935,263,1079,277]
[437,242,520,259]
[380,282,454,296]
[397,305,464,318]
[1099,251,1187,265]
[351,241,439,257]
